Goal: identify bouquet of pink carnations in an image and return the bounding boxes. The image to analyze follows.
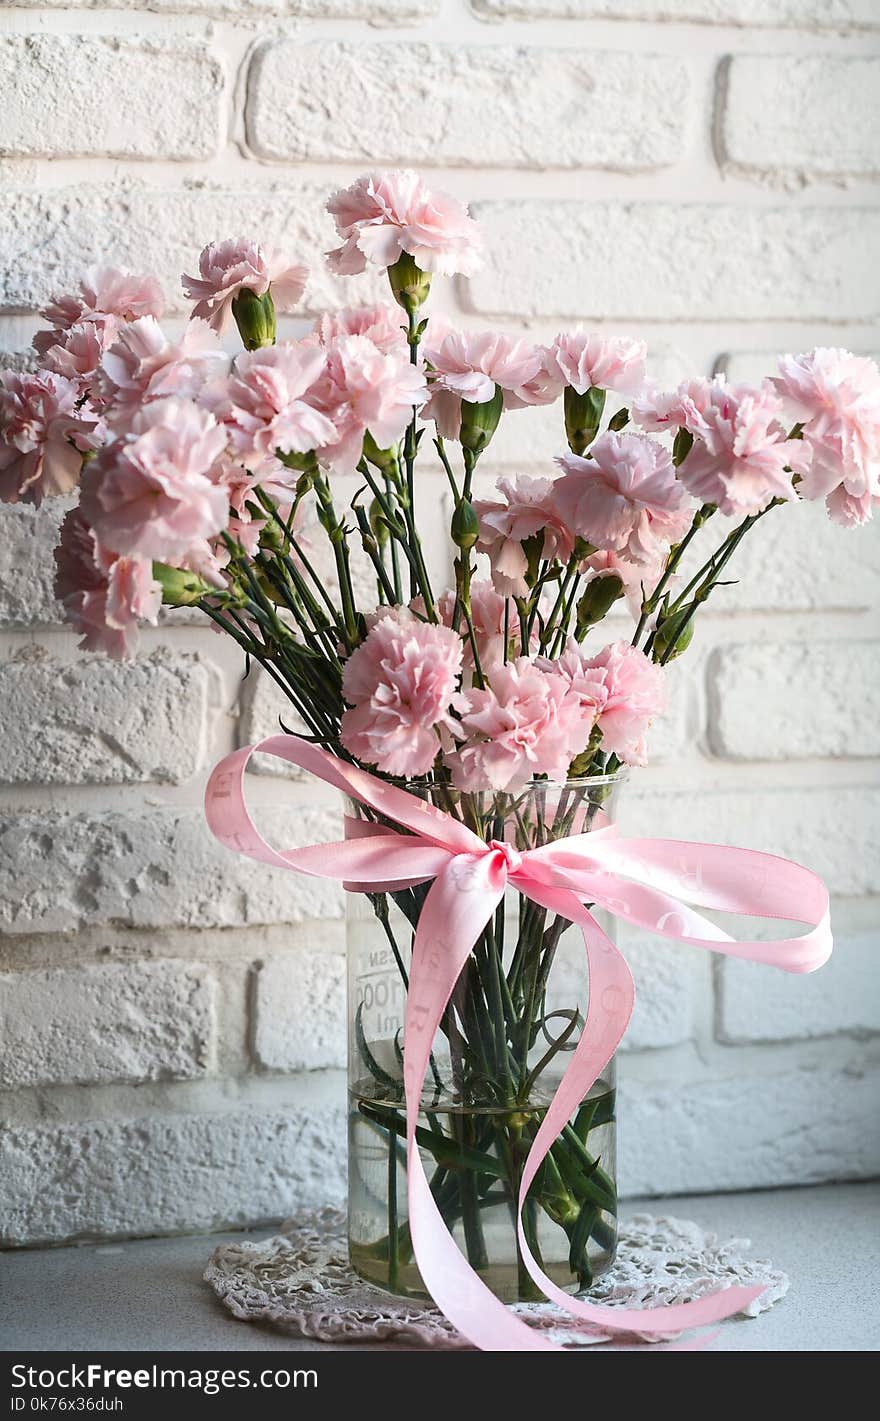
[2,170,875,1307]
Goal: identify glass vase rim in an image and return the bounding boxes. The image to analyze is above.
[389,769,630,791]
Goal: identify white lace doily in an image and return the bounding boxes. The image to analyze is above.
[205,1208,787,1348]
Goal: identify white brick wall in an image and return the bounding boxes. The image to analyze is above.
[0,0,878,1247]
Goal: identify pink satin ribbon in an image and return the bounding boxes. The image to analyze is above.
[205,734,832,1351]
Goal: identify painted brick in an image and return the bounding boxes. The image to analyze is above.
[0,805,343,936]
[471,0,880,27]
[0,1099,345,1245]
[0,186,385,316]
[622,784,880,897]
[247,39,689,171]
[676,498,880,612]
[719,55,880,181]
[0,498,69,627]
[0,36,223,161]
[620,1063,880,1195]
[13,0,437,17]
[707,641,880,761]
[465,201,880,320]
[0,960,216,1088]
[254,949,346,1071]
[718,931,880,1043]
[239,669,309,779]
[0,648,211,785]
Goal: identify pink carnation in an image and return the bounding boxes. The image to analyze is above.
[581,547,669,619]
[680,382,804,516]
[211,342,337,470]
[474,474,576,597]
[327,170,482,278]
[182,239,308,333]
[422,330,552,440]
[583,640,665,767]
[99,316,229,424]
[434,578,527,670]
[80,398,229,562]
[536,639,609,723]
[35,317,120,401]
[314,305,407,356]
[340,610,466,776]
[41,266,165,331]
[447,658,587,793]
[631,377,716,434]
[773,348,880,524]
[53,506,161,659]
[312,334,427,475]
[554,432,691,564]
[0,370,98,506]
[545,329,647,397]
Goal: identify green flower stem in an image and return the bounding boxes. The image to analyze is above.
[434,436,461,501]
[650,498,782,665]
[384,473,403,602]
[311,473,359,646]
[632,502,715,649]
[539,554,579,651]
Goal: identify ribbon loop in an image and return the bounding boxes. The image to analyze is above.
[205,734,833,1350]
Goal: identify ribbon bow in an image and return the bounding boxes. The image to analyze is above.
[206,734,832,1351]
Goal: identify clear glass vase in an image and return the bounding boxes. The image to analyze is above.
[346,774,625,1304]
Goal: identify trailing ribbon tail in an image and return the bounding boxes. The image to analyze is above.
[205,733,833,1351]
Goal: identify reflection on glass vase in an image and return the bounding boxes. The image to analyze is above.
[346,774,624,1304]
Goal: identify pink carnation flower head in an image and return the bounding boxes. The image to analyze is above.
[312,334,427,475]
[211,341,337,470]
[0,369,98,506]
[554,431,691,565]
[447,658,587,793]
[536,638,609,724]
[80,397,229,562]
[54,506,161,659]
[680,381,805,516]
[326,170,482,278]
[773,348,880,523]
[546,329,647,397]
[631,377,716,434]
[474,474,576,597]
[584,640,665,767]
[100,316,230,425]
[41,265,165,331]
[182,239,308,333]
[314,304,407,356]
[340,610,466,776]
[35,317,121,401]
[421,329,553,441]
[434,578,527,670]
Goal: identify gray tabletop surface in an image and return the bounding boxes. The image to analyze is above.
[2,1182,878,1353]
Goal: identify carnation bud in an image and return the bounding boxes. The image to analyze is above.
[564,385,606,455]
[388,251,432,315]
[460,384,503,454]
[231,287,276,350]
[608,406,629,432]
[362,430,399,475]
[451,498,480,551]
[152,562,214,607]
[672,427,694,467]
[368,497,390,547]
[576,573,624,633]
[652,603,695,661]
